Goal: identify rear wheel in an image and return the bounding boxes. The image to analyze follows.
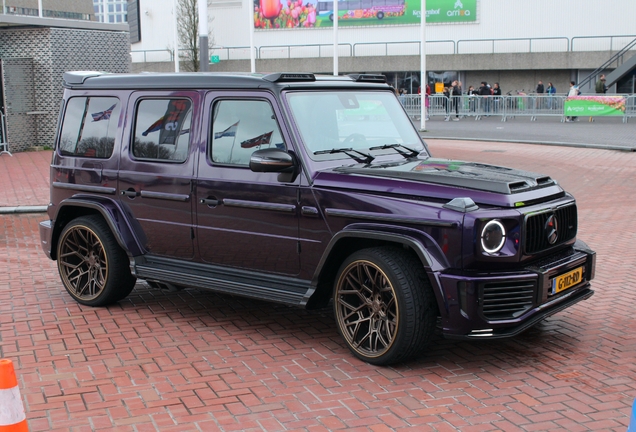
[57,215,136,306]
[377,11,384,19]
[333,247,436,365]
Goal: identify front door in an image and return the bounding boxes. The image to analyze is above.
[195,92,300,276]
[118,91,199,259]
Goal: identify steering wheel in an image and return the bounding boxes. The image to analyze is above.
[343,133,367,144]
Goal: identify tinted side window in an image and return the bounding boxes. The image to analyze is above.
[59,97,120,158]
[211,100,285,166]
[133,99,192,162]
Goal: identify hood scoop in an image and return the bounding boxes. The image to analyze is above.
[333,159,557,195]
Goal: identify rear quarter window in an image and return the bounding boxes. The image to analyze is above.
[58,97,120,158]
[132,98,192,163]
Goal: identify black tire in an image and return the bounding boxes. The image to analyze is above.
[57,215,136,306]
[329,13,334,21]
[333,246,436,365]
[377,11,384,19]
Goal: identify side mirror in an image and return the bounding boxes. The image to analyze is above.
[249,148,295,173]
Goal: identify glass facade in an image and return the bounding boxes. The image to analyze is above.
[93,0,127,23]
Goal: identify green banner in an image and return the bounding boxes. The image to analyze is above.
[253,0,477,29]
[564,96,626,117]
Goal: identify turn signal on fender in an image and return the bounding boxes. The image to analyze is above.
[0,359,28,432]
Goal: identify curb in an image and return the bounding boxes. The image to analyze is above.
[0,205,48,214]
[420,135,636,152]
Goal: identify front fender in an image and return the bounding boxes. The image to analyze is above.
[48,196,145,259]
[303,224,453,309]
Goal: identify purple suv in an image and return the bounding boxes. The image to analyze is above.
[40,72,595,365]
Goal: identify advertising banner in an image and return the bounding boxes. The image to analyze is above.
[564,96,626,117]
[253,0,477,29]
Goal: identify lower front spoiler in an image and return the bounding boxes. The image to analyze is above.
[444,285,594,340]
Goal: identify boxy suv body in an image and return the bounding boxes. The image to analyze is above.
[40,71,595,365]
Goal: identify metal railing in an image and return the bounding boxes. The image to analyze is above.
[352,40,456,56]
[457,37,570,54]
[402,94,634,123]
[259,43,352,59]
[131,34,636,63]
[578,37,636,89]
[571,35,636,52]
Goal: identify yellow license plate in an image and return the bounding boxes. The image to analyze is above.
[551,266,584,295]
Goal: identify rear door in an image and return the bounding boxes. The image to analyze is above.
[195,92,301,276]
[118,91,199,259]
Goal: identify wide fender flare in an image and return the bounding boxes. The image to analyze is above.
[50,196,145,259]
[304,224,452,309]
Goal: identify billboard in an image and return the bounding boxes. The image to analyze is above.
[564,96,626,117]
[253,0,477,29]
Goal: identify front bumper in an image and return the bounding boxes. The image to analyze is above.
[437,240,596,339]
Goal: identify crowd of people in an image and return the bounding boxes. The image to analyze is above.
[395,74,610,121]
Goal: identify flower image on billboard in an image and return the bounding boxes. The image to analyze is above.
[253,0,477,29]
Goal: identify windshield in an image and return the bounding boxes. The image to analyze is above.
[286,90,426,161]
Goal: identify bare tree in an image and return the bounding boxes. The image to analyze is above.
[177,0,199,71]
[176,0,214,72]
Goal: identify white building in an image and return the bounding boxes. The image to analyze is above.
[129,0,636,93]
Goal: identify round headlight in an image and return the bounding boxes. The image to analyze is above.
[481,220,506,254]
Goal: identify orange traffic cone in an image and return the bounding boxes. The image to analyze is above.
[0,359,28,431]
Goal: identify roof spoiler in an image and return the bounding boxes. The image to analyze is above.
[63,71,105,85]
[347,74,387,83]
[262,73,316,83]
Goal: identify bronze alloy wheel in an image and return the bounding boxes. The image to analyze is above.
[335,259,399,359]
[58,224,108,301]
[56,215,136,306]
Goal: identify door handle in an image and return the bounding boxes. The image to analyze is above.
[200,198,222,207]
[121,189,139,198]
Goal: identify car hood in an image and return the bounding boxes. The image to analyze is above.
[314,158,565,207]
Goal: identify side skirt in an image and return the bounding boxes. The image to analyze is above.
[131,255,312,306]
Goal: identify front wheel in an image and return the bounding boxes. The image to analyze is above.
[57,215,136,306]
[333,247,436,365]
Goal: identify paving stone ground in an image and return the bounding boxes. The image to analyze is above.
[0,141,635,431]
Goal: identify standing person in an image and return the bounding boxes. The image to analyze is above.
[546,82,556,109]
[478,81,491,115]
[595,74,607,94]
[399,89,406,105]
[450,80,461,121]
[536,81,545,94]
[443,86,451,121]
[536,80,545,110]
[566,81,580,122]
[467,85,478,113]
[492,82,502,113]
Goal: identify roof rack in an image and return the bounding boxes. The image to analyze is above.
[347,74,387,83]
[262,73,316,83]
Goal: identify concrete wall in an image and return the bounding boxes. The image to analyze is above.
[132,50,625,95]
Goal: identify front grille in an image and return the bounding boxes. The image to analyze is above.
[481,280,536,320]
[524,204,577,254]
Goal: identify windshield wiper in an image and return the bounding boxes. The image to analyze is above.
[368,143,421,159]
[314,147,375,164]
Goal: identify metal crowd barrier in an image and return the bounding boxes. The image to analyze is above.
[401,94,576,122]
[625,95,636,123]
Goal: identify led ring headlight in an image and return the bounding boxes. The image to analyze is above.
[481,220,506,254]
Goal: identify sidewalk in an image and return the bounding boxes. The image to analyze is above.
[418,114,636,151]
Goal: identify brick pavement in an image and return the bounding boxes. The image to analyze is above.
[0,150,50,208]
[0,142,635,431]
